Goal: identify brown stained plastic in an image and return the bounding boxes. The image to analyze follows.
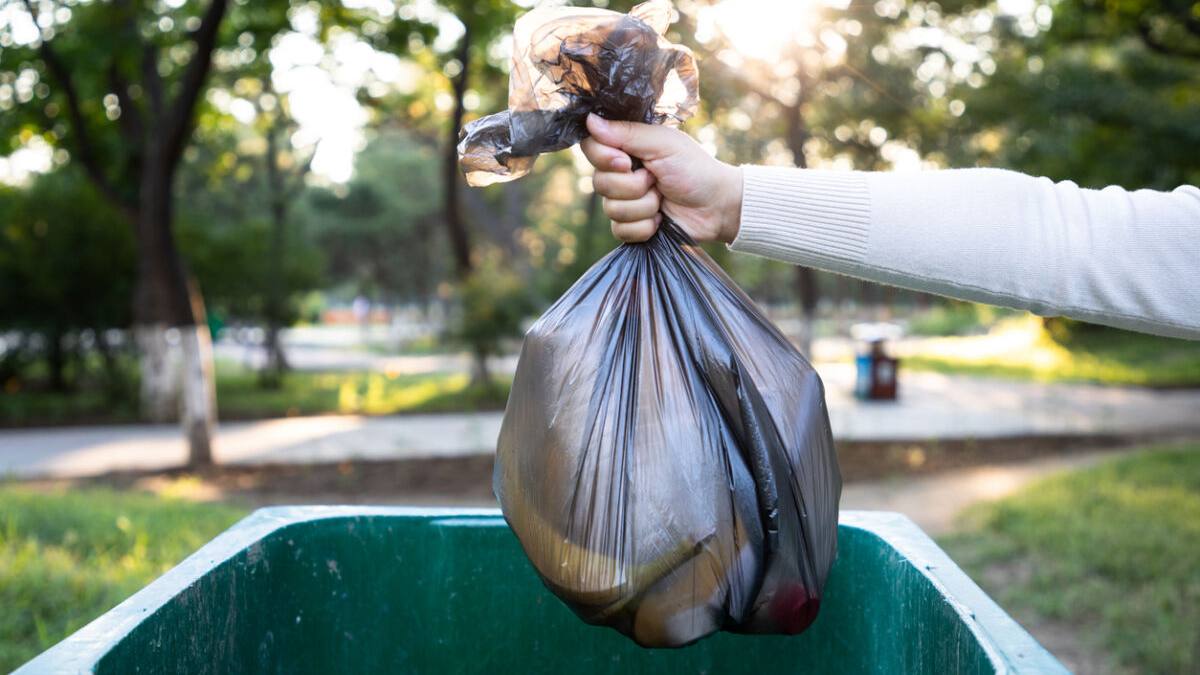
[460,0,841,649]
[457,0,698,186]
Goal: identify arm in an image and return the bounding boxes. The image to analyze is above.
[733,167,1200,339]
[580,115,1200,340]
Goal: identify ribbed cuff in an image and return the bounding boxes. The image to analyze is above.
[730,166,871,269]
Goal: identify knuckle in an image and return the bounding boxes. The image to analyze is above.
[630,219,656,241]
[592,172,612,195]
[603,198,629,220]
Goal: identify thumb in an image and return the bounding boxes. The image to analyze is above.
[586,114,687,162]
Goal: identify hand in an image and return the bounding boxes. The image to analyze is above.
[581,114,743,244]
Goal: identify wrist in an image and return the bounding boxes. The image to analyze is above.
[719,164,743,244]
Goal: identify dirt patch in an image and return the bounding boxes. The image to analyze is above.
[20,434,1148,508]
[835,434,1136,482]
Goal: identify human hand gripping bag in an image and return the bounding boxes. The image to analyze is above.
[458,0,841,648]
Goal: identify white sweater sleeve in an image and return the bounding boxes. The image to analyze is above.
[729,165,1200,339]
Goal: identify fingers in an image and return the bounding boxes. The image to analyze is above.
[593,168,655,200]
[586,113,688,161]
[611,215,662,243]
[581,136,632,172]
[603,189,660,224]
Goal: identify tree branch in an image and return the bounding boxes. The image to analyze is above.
[162,0,229,170]
[1137,20,1200,59]
[142,44,164,121]
[107,63,144,144]
[284,150,316,199]
[20,0,126,210]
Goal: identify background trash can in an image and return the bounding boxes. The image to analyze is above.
[19,507,1066,674]
[853,323,902,400]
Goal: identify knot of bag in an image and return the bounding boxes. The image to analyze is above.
[457,0,699,187]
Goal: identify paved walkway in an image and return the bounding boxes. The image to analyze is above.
[4,364,1199,479]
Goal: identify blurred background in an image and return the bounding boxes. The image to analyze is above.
[1,0,1198,672]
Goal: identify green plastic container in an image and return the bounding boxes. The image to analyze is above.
[18,507,1066,674]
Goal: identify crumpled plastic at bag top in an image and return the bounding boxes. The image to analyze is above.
[495,220,842,647]
[462,0,841,649]
[457,0,699,187]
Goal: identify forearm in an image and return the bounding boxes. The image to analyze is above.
[730,165,1200,339]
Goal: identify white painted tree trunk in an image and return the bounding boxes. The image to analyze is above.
[136,324,179,423]
[796,319,815,360]
[179,323,216,466]
[136,323,216,466]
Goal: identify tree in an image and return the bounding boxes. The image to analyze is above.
[301,132,445,308]
[938,0,1200,189]
[662,0,1022,325]
[181,71,318,385]
[433,0,521,384]
[0,168,135,395]
[0,0,395,464]
[0,0,239,463]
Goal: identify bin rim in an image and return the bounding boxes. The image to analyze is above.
[17,507,1067,675]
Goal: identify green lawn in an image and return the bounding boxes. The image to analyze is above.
[902,316,1200,387]
[0,369,511,427]
[215,368,511,419]
[0,486,246,671]
[941,444,1200,674]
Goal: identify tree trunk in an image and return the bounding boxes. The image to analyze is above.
[180,277,215,467]
[786,99,819,356]
[136,324,178,422]
[470,346,492,390]
[442,26,490,386]
[133,151,215,467]
[262,116,290,387]
[794,267,819,357]
[443,26,474,277]
[46,327,67,392]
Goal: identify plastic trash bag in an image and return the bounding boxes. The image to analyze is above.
[458,0,698,187]
[460,0,841,648]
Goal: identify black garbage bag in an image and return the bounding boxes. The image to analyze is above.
[459,0,841,648]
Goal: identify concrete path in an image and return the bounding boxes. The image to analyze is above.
[4,364,1200,479]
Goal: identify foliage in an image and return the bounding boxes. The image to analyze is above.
[300,132,444,303]
[452,250,536,363]
[902,315,1200,386]
[942,0,1200,188]
[942,444,1200,674]
[176,214,324,326]
[0,168,135,393]
[0,486,245,672]
[0,169,133,334]
[906,301,1016,336]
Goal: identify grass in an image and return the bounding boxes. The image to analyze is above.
[0,368,511,427]
[215,367,512,418]
[902,315,1200,387]
[941,444,1200,674]
[0,485,246,671]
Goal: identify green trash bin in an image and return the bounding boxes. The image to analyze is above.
[18,507,1066,674]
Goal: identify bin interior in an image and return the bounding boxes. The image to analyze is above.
[23,509,1064,674]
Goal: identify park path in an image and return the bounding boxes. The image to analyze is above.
[3,364,1200,480]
